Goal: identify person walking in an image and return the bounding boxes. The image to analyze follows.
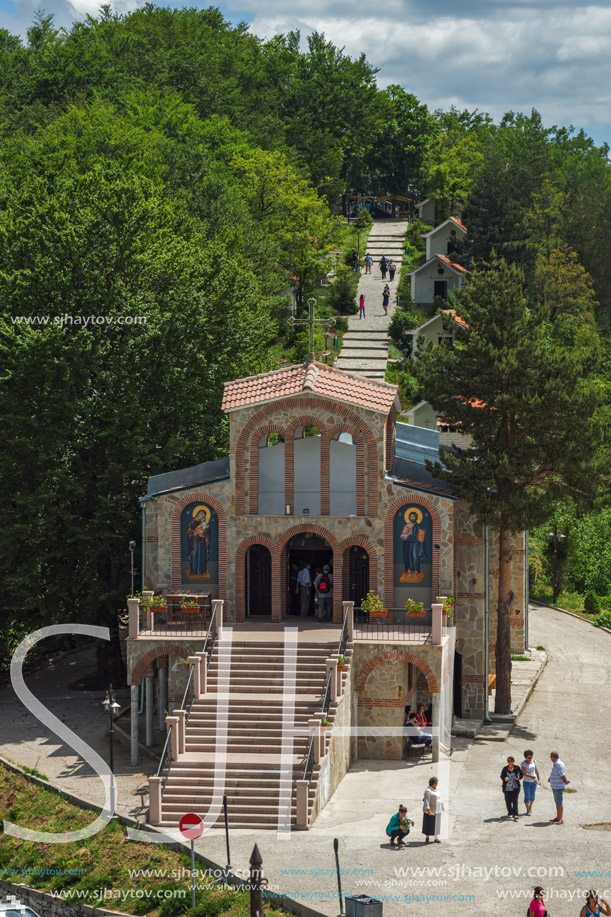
[500,755,522,820]
[580,891,611,917]
[313,564,333,621]
[528,887,546,917]
[364,253,373,274]
[520,749,541,816]
[388,259,396,281]
[548,751,570,824]
[352,248,359,272]
[297,562,311,617]
[382,285,390,315]
[422,777,443,843]
[359,293,365,319]
[379,256,387,280]
[386,805,413,847]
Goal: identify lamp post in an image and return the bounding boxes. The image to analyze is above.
[546,523,566,604]
[129,540,136,595]
[102,685,121,776]
[356,226,361,256]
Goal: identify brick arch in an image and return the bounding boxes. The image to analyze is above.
[327,424,366,515]
[278,523,343,623]
[383,494,442,610]
[235,535,279,623]
[338,536,379,598]
[131,645,187,686]
[248,423,287,515]
[170,492,227,597]
[234,395,380,516]
[356,649,439,694]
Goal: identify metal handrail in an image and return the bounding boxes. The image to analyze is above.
[320,668,333,718]
[202,607,217,658]
[337,607,349,658]
[303,730,316,782]
[157,724,173,794]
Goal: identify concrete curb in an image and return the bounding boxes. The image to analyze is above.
[0,755,327,917]
[510,651,548,726]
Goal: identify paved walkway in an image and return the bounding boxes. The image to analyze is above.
[336,220,408,380]
[2,607,610,917]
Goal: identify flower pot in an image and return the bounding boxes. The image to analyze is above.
[337,664,345,671]
[369,609,388,618]
[182,605,200,614]
[151,605,168,615]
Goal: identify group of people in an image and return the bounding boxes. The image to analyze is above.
[357,284,391,319]
[363,254,396,281]
[403,702,432,750]
[386,777,444,846]
[500,750,569,823]
[295,561,333,620]
[528,888,610,917]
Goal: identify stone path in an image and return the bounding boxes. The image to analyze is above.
[336,219,408,380]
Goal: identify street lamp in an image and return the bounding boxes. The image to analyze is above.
[102,685,121,775]
[129,540,136,595]
[546,523,566,603]
[356,226,361,256]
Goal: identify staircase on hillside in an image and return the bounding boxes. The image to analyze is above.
[155,639,351,829]
[336,220,408,380]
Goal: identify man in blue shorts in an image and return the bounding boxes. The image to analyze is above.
[548,751,570,824]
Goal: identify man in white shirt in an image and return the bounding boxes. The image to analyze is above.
[297,563,311,616]
[548,751,570,824]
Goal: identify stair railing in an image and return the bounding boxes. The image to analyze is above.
[337,606,349,658]
[303,731,316,783]
[157,724,173,793]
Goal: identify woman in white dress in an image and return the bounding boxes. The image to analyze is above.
[422,777,444,844]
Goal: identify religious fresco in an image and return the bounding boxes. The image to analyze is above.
[181,502,218,586]
[393,505,433,608]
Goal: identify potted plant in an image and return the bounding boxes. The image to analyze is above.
[181,595,200,614]
[149,594,168,614]
[404,599,426,618]
[441,596,455,622]
[361,591,388,617]
[320,717,331,732]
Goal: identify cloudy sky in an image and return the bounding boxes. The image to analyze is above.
[2,0,610,148]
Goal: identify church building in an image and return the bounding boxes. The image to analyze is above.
[126,357,528,829]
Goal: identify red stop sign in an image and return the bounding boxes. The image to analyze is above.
[179,812,204,839]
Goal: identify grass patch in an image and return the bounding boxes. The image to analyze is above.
[0,764,285,917]
[510,655,530,662]
[18,763,49,782]
[530,587,594,617]
[536,645,546,651]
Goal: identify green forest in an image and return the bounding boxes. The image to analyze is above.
[1,5,610,678]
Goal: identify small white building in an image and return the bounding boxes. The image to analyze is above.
[421,217,467,261]
[404,400,438,429]
[415,198,436,224]
[410,254,469,307]
[407,309,468,356]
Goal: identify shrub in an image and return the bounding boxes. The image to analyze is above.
[328,268,358,314]
[593,611,611,629]
[160,892,193,917]
[584,590,601,615]
[388,309,422,358]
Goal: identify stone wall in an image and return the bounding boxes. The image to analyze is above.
[311,666,355,821]
[352,643,442,759]
[0,881,131,917]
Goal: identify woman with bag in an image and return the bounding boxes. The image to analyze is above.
[500,755,522,821]
[385,805,413,847]
[528,886,547,917]
[422,777,443,843]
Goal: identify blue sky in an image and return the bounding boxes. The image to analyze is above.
[2,0,610,149]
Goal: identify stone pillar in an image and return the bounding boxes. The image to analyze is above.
[142,590,154,631]
[212,598,224,638]
[145,672,154,747]
[128,598,140,639]
[188,656,201,698]
[199,653,208,695]
[432,694,440,763]
[130,684,139,766]
[325,658,338,703]
[432,603,443,646]
[149,776,162,824]
[308,718,321,764]
[295,780,309,828]
[343,601,354,641]
[158,659,168,732]
[175,709,186,756]
[166,715,179,759]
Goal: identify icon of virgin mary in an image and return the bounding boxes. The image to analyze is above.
[186,506,211,577]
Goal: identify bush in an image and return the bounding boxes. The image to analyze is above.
[594,611,611,629]
[328,268,358,314]
[160,892,194,916]
[584,590,601,615]
[355,209,373,229]
[388,309,422,358]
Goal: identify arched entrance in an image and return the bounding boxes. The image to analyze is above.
[286,532,333,618]
[345,545,370,608]
[246,544,272,617]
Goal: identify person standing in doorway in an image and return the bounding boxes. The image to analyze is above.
[382,285,390,315]
[388,260,396,282]
[500,755,522,820]
[359,293,365,319]
[520,749,541,816]
[314,564,333,621]
[297,562,311,616]
[549,750,569,824]
[422,777,443,843]
[379,256,387,280]
[364,253,373,274]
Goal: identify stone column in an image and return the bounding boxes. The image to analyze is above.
[130,684,139,766]
[128,598,140,639]
[149,776,162,824]
[432,603,443,646]
[158,659,168,732]
[142,590,154,631]
[199,653,208,695]
[325,658,338,703]
[343,601,354,641]
[295,780,309,828]
[188,656,201,697]
[175,709,186,756]
[308,717,321,764]
[166,715,179,759]
[145,672,154,747]
[431,693,440,763]
[212,598,224,638]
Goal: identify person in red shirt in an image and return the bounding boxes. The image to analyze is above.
[529,887,546,917]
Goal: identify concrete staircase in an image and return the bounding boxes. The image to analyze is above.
[157,640,349,829]
[336,219,408,380]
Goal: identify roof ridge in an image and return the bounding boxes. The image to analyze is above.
[315,359,398,391]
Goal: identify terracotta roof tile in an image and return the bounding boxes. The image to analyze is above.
[222,359,400,414]
[437,254,470,273]
[441,309,469,329]
[449,216,468,233]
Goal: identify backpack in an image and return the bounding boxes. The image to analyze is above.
[318,573,331,594]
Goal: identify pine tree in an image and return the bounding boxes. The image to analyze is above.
[413,258,607,712]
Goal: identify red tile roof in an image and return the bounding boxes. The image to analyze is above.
[442,309,469,329]
[449,216,468,233]
[221,358,401,414]
[437,254,469,273]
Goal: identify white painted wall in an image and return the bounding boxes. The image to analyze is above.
[329,439,357,515]
[294,436,321,515]
[411,261,463,304]
[425,223,466,260]
[258,441,285,515]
